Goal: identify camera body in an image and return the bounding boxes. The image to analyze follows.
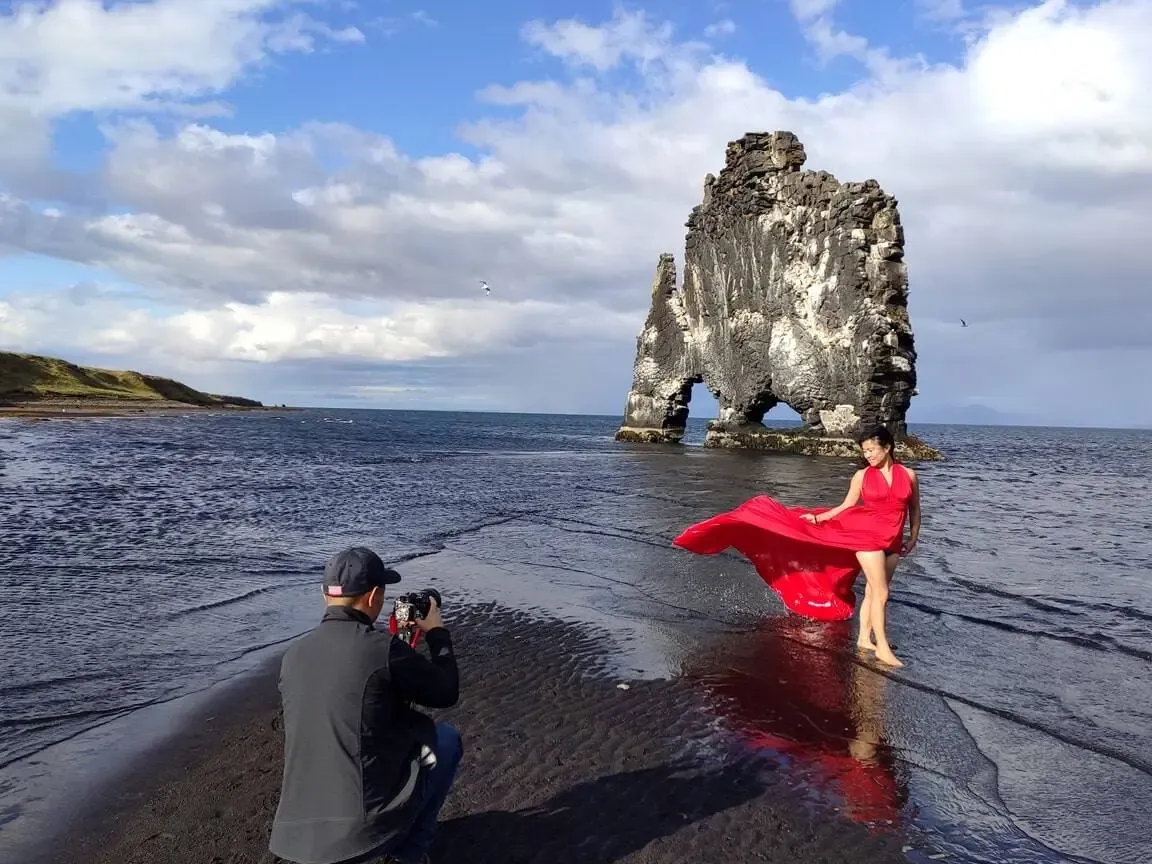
[388,588,442,647]
[392,588,441,626]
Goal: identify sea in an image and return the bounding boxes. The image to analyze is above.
[0,409,1149,864]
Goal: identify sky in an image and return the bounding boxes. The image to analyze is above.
[0,0,1150,428]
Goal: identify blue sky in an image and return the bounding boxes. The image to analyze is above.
[1,0,1151,427]
[40,1,968,165]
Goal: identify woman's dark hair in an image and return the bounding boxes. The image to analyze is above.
[856,425,895,451]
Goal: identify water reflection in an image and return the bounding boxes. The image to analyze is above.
[685,615,908,827]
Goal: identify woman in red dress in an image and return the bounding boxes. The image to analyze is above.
[672,426,921,668]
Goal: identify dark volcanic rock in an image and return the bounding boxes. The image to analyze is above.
[615,131,939,459]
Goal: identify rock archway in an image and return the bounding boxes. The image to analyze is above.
[614,132,939,459]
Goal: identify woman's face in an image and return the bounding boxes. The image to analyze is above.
[860,438,891,467]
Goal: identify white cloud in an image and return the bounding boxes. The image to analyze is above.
[0,286,636,365]
[703,19,736,38]
[0,0,358,201]
[786,0,879,66]
[789,0,843,21]
[0,0,354,118]
[520,8,682,71]
[1,1,1151,420]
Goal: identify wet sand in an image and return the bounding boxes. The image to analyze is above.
[33,604,910,864]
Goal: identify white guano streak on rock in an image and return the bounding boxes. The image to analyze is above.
[819,404,861,436]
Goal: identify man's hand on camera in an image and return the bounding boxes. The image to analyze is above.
[416,598,444,632]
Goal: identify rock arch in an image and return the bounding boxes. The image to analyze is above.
[614,132,938,459]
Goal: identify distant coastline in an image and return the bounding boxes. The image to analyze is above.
[0,351,284,420]
[0,397,295,420]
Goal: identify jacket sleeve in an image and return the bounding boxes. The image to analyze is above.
[388,627,459,708]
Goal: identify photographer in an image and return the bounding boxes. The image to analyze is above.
[269,546,461,864]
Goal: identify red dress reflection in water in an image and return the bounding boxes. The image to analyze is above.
[686,618,907,827]
[673,464,915,621]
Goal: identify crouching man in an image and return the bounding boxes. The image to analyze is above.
[270,547,462,864]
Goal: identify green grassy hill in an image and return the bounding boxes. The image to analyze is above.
[0,351,262,407]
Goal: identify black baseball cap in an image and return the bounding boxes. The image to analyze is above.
[323,546,401,597]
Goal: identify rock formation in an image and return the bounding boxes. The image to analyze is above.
[615,131,939,460]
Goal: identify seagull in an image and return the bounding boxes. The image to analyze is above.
[480,280,490,296]
[960,319,968,327]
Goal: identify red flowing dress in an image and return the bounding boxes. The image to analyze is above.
[672,464,914,621]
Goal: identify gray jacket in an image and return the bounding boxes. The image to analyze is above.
[269,606,459,864]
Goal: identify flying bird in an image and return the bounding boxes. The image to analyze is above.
[960,319,968,327]
[480,280,490,296]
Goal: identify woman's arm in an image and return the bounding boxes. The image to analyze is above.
[810,470,864,524]
[904,468,921,551]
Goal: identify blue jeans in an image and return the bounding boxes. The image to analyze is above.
[335,723,463,864]
[388,722,463,864]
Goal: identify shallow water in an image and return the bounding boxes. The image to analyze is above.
[1,410,1149,863]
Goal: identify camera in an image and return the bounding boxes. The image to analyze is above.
[388,588,442,647]
[392,588,441,625]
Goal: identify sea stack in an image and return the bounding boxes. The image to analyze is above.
[614,131,940,460]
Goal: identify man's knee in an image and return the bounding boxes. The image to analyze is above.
[435,722,463,765]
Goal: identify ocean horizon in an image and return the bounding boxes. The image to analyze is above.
[281,406,1152,433]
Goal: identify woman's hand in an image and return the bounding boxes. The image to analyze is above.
[901,539,917,556]
[801,513,818,524]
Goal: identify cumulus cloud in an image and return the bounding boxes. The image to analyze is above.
[0,0,361,117]
[1,0,1151,421]
[0,285,635,364]
[0,0,360,202]
[0,282,640,412]
[521,8,681,71]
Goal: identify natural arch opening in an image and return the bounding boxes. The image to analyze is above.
[710,384,806,429]
[672,383,803,445]
[760,402,802,424]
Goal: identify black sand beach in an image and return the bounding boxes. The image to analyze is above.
[32,606,912,864]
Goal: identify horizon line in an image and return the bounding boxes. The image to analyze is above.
[278,405,1151,433]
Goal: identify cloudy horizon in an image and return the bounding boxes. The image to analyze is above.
[1,0,1150,429]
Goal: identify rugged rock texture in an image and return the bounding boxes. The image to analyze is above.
[615,131,939,460]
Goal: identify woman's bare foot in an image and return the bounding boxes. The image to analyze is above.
[857,633,898,652]
[874,647,904,668]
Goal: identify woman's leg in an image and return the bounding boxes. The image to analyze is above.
[855,550,903,667]
[856,580,875,650]
[857,552,900,651]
